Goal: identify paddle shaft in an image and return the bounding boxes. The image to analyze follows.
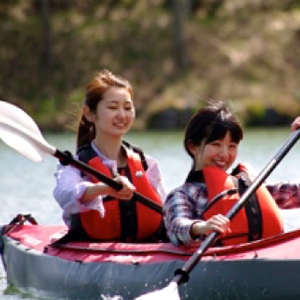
[0,101,163,213]
[53,149,163,214]
[173,129,300,285]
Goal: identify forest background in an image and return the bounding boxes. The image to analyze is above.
[1,0,300,131]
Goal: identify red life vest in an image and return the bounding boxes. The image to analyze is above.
[79,145,163,241]
[202,164,283,245]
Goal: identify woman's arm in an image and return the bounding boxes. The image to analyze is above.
[163,184,206,246]
[53,163,136,212]
[265,116,300,209]
[53,163,94,213]
[267,182,300,209]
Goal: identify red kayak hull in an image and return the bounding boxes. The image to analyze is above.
[1,220,300,299]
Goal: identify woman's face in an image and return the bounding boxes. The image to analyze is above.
[188,131,238,171]
[85,87,135,138]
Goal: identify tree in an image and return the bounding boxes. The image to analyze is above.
[40,0,52,67]
[172,0,190,69]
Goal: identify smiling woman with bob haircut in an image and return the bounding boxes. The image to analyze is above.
[164,100,300,247]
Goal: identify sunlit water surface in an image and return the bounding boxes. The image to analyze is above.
[1,129,300,300]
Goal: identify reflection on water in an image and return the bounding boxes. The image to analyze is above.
[101,296,125,300]
[1,128,300,299]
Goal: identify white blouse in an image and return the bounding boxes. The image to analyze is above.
[53,142,166,227]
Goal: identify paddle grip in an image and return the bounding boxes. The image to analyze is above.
[57,150,122,190]
[54,150,163,214]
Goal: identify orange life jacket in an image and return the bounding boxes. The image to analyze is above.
[78,144,163,242]
[201,164,283,245]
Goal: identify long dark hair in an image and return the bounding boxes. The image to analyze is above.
[184,101,243,158]
[77,69,133,150]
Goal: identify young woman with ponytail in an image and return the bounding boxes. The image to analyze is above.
[53,70,166,242]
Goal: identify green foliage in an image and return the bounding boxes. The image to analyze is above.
[1,0,300,130]
[243,101,266,126]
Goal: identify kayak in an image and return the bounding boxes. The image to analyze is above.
[2,101,300,299]
[1,214,300,300]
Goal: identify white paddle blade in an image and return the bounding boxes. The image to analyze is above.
[0,101,56,162]
[134,282,180,300]
[0,101,44,139]
[0,119,46,162]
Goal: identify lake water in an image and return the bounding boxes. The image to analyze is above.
[1,128,300,299]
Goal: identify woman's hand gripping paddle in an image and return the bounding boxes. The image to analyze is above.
[134,128,300,300]
[0,101,162,214]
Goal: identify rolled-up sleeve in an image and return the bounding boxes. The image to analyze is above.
[53,163,105,226]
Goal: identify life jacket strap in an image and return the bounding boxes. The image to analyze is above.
[238,174,263,241]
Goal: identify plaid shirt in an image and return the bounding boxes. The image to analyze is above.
[163,181,300,246]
